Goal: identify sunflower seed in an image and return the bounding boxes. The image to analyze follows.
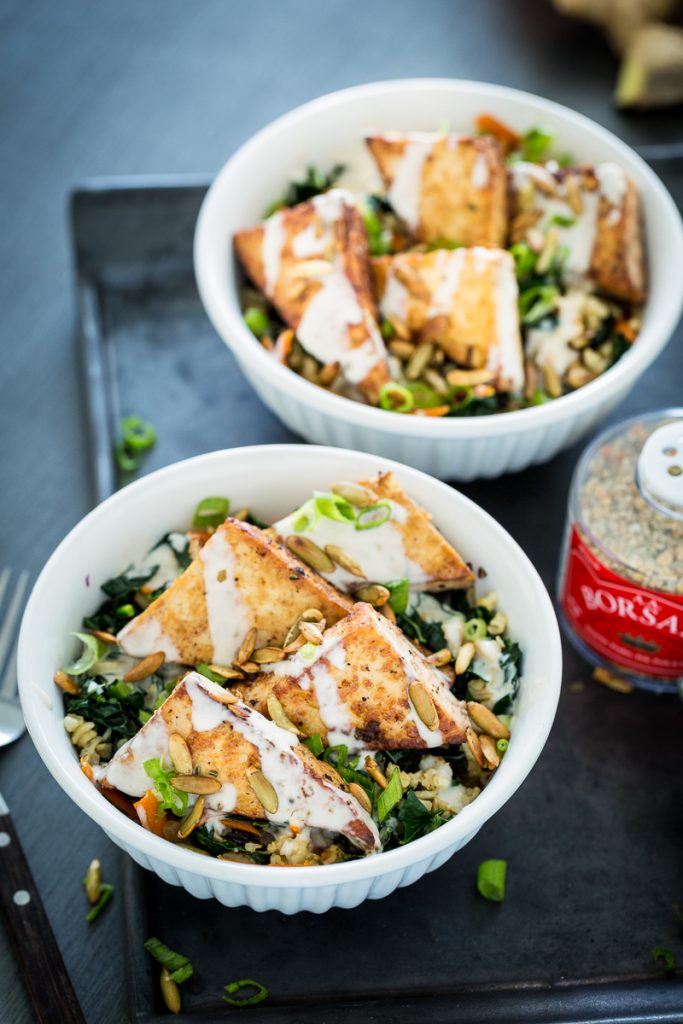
[466,726,486,768]
[365,757,388,789]
[354,583,391,607]
[388,339,417,360]
[160,967,181,1014]
[426,647,453,667]
[247,770,279,813]
[252,646,286,664]
[542,362,563,398]
[455,642,475,674]
[565,174,584,214]
[592,667,634,694]
[349,782,372,813]
[54,670,79,695]
[466,701,510,739]
[170,774,222,795]
[406,342,435,381]
[487,612,507,636]
[446,368,494,387]
[324,544,366,578]
[236,627,257,665]
[238,660,260,674]
[267,695,301,736]
[299,620,324,645]
[123,651,165,682]
[169,732,193,775]
[91,630,118,645]
[207,663,244,680]
[479,734,500,769]
[285,535,335,573]
[330,482,379,507]
[535,226,559,274]
[409,683,439,730]
[177,795,205,840]
[84,859,102,905]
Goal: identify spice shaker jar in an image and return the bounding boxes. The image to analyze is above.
[558,409,683,693]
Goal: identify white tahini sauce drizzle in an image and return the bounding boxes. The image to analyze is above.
[527,290,587,376]
[379,267,410,327]
[472,151,489,188]
[489,251,524,392]
[272,631,355,747]
[118,614,181,663]
[292,223,326,258]
[262,210,286,297]
[596,163,627,209]
[200,529,251,666]
[139,533,187,591]
[386,133,437,230]
[94,712,170,795]
[428,249,464,317]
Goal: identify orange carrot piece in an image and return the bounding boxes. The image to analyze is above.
[614,320,637,343]
[475,113,522,151]
[412,405,451,417]
[134,789,168,837]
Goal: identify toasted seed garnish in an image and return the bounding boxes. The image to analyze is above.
[91,630,118,645]
[592,667,634,694]
[285,535,336,573]
[206,686,237,705]
[207,663,244,680]
[565,174,584,214]
[388,338,417,360]
[217,852,253,863]
[476,591,498,613]
[487,611,508,636]
[160,966,181,1015]
[236,627,257,665]
[301,608,324,622]
[84,858,102,905]
[466,701,510,739]
[354,583,391,607]
[423,367,450,396]
[283,634,306,654]
[409,682,439,731]
[299,620,324,645]
[479,734,500,769]
[54,670,79,695]
[169,732,193,775]
[380,602,397,624]
[365,757,388,790]
[446,368,495,387]
[170,774,222,795]
[426,647,453,667]
[123,650,165,683]
[566,362,594,390]
[330,481,378,507]
[252,646,286,664]
[247,770,279,813]
[318,361,341,387]
[582,347,609,374]
[238,660,260,675]
[267,695,301,736]
[283,621,301,648]
[455,641,475,675]
[406,341,435,381]
[542,361,563,398]
[324,544,366,578]
[466,727,487,768]
[232,507,250,521]
[349,782,372,814]
[177,795,205,840]
[535,226,559,275]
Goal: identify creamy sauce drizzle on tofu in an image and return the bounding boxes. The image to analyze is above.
[200,530,251,666]
[472,152,489,188]
[139,534,188,592]
[118,614,181,663]
[386,133,436,230]
[527,290,587,376]
[272,632,355,746]
[262,210,286,296]
[490,252,524,391]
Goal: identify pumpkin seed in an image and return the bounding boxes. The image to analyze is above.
[446,368,494,387]
[91,629,118,645]
[207,663,244,680]
[330,481,378,507]
[252,646,286,664]
[542,362,563,398]
[466,701,510,739]
[247,770,279,813]
[123,650,165,683]
[582,347,608,374]
[318,361,341,386]
[409,683,439,730]
[354,583,391,607]
[380,602,397,624]
[285,535,335,573]
[487,611,507,636]
[324,544,366,578]
[423,368,449,396]
[387,339,417,360]
[54,670,79,695]
[169,732,193,775]
[479,734,500,769]
[170,774,222,795]
[177,795,205,840]
[566,362,594,390]
[426,648,453,667]
[455,642,475,675]
[267,695,301,736]
[84,859,102,905]
[301,608,324,622]
[283,634,306,654]
[236,627,257,665]
[238,660,260,675]
[206,686,237,705]
[365,757,388,790]
[466,727,486,768]
[406,342,434,381]
[160,967,181,1014]
[349,782,372,813]
[299,620,324,645]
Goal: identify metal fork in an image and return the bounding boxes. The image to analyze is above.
[0,568,29,748]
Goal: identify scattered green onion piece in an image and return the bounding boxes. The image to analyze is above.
[549,214,576,228]
[138,710,152,724]
[521,125,554,163]
[243,306,271,339]
[355,501,392,531]
[496,738,509,754]
[144,758,189,817]
[152,686,173,711]
[463,618,488,641]
[64,632,106,675]
[531,389,551,406]
[378,382,415,414]
[116,603,136,618]
[519,284,558,325]
[304,734,325,756]
[144,937,194,984]
[376,767,403,822]
[85,882,114,923]
[222,979,269,1007]
[477,859,507,902]
[108,680,137,701]
[324,744,348,770]
[380,319,395,341]
[313,492,357,524]
[652,946,676,974]
[293,512,311,532]
[424,238,464,251]
[299,643,318,663]
[405,380,443,410]
[196,663,227,684]
[192,496,229,529]
[384,578,410,615]
[509,241,537,281]
[497,714,513,732]
[114,440,142,473]
[120,415,156,453]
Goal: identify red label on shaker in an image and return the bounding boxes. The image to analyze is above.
[561,525,683,679]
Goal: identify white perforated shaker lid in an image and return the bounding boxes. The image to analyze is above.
[636,418,683,520]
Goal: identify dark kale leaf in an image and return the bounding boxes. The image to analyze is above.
[281,164,346,208]
[397,791,450,844]
[64,684,144,744]
[396,612,445,652]
[191,825,271,864]
[246,512,269,530]
[83,564,158,634]
[101,565,157,599]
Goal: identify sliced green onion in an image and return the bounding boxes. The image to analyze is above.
[652,946,676,974]
[531,389,552,406]
[355,501,392,531]
[120,415,156,453]
[144,758,188,817]
[324,744,348,770]
[405,380,443,410]
[496,738,509,754]
[509,241,537,281]
[152,686,173,711]
[377,767,403,822]
[192,496,229,529]
[116,603,136,618]
[380,319,394,341]
[144,937,194,984]
[384,578,410,615]
[313,491,357,524]
[304,734,325,756]
[477,859,507,902]
[108,680,137,701]
[85,882,113,923]
[293,512,312,532]
[138,710,152,724]
[114,440,142,473]
[243,306,271,339]
[64,632,106,675]
[299,643,318,662]
[463,618,487,641]
[378,382,415,414]
[222,979,269,1007]
[549,214,576,228]
[196,663,227,684]
[519,284,558,325]
[521,125,554,163]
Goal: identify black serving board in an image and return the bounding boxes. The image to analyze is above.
[71,177,683,1024]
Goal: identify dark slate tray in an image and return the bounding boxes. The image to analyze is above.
[71,176,683,1024]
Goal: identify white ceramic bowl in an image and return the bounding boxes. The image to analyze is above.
[18,445,561,913]
[194,78,683,481]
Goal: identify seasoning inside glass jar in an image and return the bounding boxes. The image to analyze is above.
[558,409,683,693]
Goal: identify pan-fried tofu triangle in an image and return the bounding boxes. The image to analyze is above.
[373,248,524,393]
[117,518,352,666]
[238,602,468,750]
[273,471,475,593]
[366,132,507,246]
[234,188,390,402]
[95,673,379,851]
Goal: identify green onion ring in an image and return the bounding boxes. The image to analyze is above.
[355,501,392,531]
[379,382,415,414]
